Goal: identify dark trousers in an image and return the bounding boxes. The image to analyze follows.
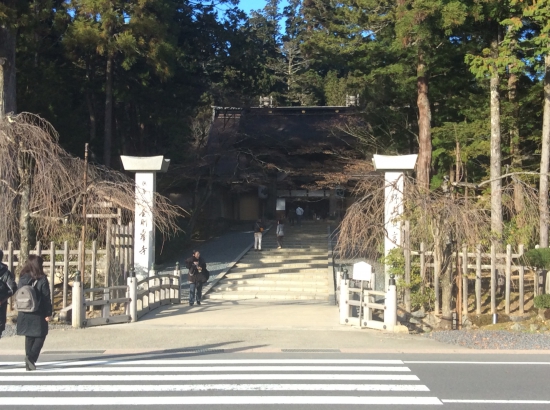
[277,235,284,247]
[25,336,46,364]
[189,282,203,305]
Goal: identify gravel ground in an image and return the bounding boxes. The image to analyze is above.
[424,330,550,350]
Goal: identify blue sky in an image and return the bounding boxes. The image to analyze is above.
[238,0,289,15]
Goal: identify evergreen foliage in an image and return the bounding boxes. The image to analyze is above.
[0,0,548,246]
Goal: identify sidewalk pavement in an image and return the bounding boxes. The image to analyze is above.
[0,299,472,355]
[2,227,546,356]
[3,300,550,355]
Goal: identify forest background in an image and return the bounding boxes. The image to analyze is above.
[1,0,550,258]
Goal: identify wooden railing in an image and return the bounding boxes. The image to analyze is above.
[404,242,541,315]
[135,265,181,320]
[1,223,133,314]
[71,264,182,328]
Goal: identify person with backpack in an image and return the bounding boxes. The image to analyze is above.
[16,255,52,371]
[0,250,17,338]
[185,250,209,306]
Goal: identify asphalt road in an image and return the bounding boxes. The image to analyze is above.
[0,352,549,409]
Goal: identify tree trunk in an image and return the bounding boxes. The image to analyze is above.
[0,25,17,120]
[85,92,97,142]
[508,69,524,214]
[440,264,453,318]
[440,239,453,318]
[539,54,550,248]
[103,56,114,167]
[17,149,32,272]
[490,37,503,240]
[416,51,432,191]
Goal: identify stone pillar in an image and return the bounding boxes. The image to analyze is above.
[372,155,417,289]
[383,171,404,285]
[121,156,170,281]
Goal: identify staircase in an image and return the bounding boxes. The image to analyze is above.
[205,222,332,302]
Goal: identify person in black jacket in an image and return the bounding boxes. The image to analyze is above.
[0,250,17,338]
[16,255,52,371]
[185,250,209,306]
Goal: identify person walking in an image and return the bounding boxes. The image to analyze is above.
[253,219,264,251]
[288,208,296,226]
[0,250,17,339]
[295,206,304,227]
[185,250,209,306]
[16,255,52,371]
[276,219,285,249]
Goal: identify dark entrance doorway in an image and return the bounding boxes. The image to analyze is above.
[282,198,330,223]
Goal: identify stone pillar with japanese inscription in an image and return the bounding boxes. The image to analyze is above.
[372,155,418,290]
[121,155,170,281]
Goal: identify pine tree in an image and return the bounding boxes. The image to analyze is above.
[520,0,550,247]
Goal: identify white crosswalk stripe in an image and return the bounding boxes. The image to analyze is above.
[0,358,442,406]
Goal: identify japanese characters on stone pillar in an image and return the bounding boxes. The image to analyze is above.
[121,156,170,281]
[372,154,417,290]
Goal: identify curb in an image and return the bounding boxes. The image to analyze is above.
[3,348,550,356]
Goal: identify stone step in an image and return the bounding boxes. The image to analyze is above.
[220,278,329,286]
[233,258,328,269]
[242,259,326,264]
[249,245,327,249]
[225,272,327,280]
[259,238,327,242]
[230,266,327,274]
[211,285,330,292]
[207,222,333,301]
[256,247,326,251]
[204,292,331,301]
[243,252,327,259]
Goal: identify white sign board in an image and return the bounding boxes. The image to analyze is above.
[352,261,372,282]
[276,198,286,211]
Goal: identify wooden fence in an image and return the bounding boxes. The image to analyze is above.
[1,223,133,314]
[403,242,543,316]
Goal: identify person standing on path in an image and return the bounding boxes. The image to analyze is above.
[253,219,264,251]
[185,250,209,306]
[276,220,285,249]
[288,208,296,226]
[0,250,17,339]
[16,255,52,371]
[295,206,304,227]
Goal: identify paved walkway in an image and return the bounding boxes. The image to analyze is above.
[4,225,543,355]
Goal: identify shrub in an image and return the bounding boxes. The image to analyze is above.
[534,294,550,309]
[384,248,435,311]
[523,248,550,270]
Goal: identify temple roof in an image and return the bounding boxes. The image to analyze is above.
[206,106,362,191]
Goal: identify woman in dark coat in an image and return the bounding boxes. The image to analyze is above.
[185,250,209,306]
[16,255,52,371]
[0,250,17,338]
